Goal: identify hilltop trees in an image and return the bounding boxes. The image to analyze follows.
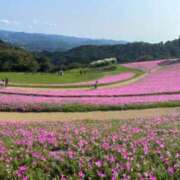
[0,41,39,72]
[0,40,53,72]
[36,55,52,72]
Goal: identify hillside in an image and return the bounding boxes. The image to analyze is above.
[49,38,180,69]
[0,40,39,72]
[1,35,180,72]
[0,30,127,52]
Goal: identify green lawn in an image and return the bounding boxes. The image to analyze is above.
[0,65,142,85]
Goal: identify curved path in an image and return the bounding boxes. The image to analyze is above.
[6,71,145,90]
[0,107,179,122]
[99,71,147,89]
[0,72,159,98]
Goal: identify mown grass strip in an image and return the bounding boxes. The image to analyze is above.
[1,101,180,112]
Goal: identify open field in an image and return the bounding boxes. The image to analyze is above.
[0,65,142,88]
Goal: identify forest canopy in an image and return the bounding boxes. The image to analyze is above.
[0,37,180,72]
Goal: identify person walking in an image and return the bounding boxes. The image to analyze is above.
[94,80,98,89]
[5,78,9,87]
[80,70,82,76]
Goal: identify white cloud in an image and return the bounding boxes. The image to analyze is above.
[0,19,20,25]
[0,19,10,24]
[0,18,57,29]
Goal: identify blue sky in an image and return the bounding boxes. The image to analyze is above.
[0,0,180,42]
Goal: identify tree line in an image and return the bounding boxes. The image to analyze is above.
[0,40,52,72]
[0,37,180,72]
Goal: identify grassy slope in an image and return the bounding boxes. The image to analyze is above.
[0,65,141,85]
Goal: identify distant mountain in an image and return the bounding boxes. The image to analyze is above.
[0,30,127,52]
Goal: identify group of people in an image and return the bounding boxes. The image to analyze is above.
[0,78,9,87]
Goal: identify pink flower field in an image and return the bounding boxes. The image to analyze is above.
[0,93,180,111]
[123,59,165,71]
[0,60,180,179]
[0,60,180,110]
[0,115,179,179]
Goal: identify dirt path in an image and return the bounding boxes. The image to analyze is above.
[0,107,179,122]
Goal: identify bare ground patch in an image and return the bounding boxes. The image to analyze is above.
[0,107,179,122]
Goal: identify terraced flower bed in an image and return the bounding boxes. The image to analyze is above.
[0,61,179,97]
[0,60,179,112]
[0,115,179,179]
[1,94,180,112]
[123,59,165,71]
